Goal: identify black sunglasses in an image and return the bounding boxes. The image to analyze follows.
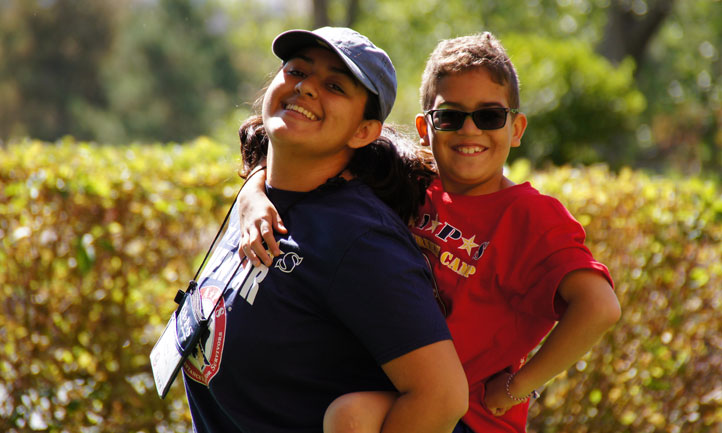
[425,107,519,131]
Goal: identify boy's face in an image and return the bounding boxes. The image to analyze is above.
[416,68,527,196]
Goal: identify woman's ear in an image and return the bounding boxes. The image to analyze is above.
[415,114,431,147]
[348,119,383,149]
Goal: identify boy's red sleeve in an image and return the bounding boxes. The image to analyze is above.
[502,195,613,320]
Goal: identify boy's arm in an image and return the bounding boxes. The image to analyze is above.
[484,269,620,415]
[380,339,469,433]
[237,167,286,267]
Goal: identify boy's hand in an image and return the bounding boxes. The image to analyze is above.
[483,372,520,417]
[238,201,286,267]
[237,169,286,267]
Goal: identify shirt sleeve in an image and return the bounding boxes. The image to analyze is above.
[323,229,452,365]
[503,195,614,320]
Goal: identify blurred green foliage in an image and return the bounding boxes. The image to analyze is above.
[0,0,242,144]
[634,1,722,173]
[1,138,721,432]
[504,35,646,167]
[89,0,241,143]
[1,0,720,173]
[0,0,117,141]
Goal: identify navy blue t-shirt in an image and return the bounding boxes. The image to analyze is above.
[183,178,450,433]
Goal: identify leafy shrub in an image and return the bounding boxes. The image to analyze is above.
[505,35,647,169]
[1,139,720,432]
[1,137,242,432]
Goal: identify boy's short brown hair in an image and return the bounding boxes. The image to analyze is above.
[420,32,520,111]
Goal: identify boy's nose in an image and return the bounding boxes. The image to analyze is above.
[460,114,483,134]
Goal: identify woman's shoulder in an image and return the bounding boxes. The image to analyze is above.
[309,180,411,235]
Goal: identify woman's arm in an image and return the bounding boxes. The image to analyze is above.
[237,167,286,267]
[323,340,468,433]
[484,269,621,415]
[379,340,469,433]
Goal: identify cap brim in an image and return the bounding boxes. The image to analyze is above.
[271,29,379,96]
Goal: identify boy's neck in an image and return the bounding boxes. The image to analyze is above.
[440,175,516,196]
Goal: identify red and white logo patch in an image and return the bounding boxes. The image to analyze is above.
[182,285,226,386]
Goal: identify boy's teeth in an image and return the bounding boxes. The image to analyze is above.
[459,146,484,154]
[286,104,317,120]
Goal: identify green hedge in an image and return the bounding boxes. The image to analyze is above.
[1,137,242,432]
[1,138,720,432]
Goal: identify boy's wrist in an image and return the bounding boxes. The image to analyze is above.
[506,371,539,402]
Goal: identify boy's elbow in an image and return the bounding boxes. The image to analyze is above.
[604,295,622,327]
[594,286,621,330]
[566,271,621,330]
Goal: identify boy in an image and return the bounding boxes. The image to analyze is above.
[406,32,621,432]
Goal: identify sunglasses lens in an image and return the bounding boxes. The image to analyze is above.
[431,111,466,130]
[429,108,510,131]
[471,108,508,130]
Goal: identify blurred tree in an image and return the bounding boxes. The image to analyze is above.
[0,0,119,141]
[1,0,719,173]
[345,0,721,173]
[336,1,646,168]
[313,0,330,27]
[631,0,722,174]
[505,35,646,168]
[89,0,241,143]
[0,0,242,144]
[312,0,360,29]
[598,0,676,74]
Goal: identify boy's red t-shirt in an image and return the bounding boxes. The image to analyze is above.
[411,179,613,433]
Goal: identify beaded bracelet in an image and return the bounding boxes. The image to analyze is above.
[505,371,540,402]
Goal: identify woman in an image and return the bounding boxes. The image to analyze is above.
[183,27,468,433]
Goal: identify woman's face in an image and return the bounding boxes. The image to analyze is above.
[262,46,371,162]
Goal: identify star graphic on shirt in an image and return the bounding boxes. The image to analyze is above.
[427,214,442,233]
[458,234,480,257]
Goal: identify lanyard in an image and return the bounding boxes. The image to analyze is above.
[174,187,244,317]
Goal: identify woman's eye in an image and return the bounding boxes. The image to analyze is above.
[328,83,345,93]
[287,68,305,77]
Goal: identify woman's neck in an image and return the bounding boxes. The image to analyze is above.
[266,145,353,192]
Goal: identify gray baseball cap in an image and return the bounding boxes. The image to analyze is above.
[272,26,397,122]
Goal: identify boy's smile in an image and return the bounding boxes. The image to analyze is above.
[416,68,527,196]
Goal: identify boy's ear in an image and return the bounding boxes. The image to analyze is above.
[348,119,383,149]
[510,112,528,148]
[415,114,431,147]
